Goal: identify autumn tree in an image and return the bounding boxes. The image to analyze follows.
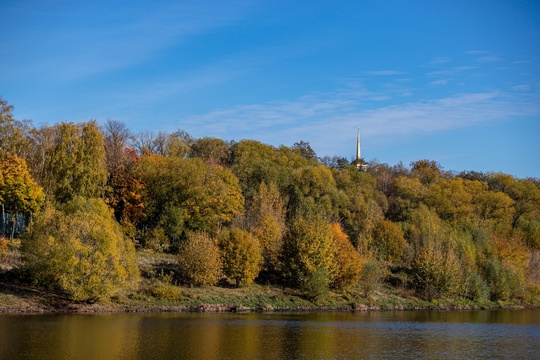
[165,130,192,159]
[190,137,231,165]
[245,182,286,274]
[102,120,144,231]
[281,215,335,295]
[0,154,44,238]
[370,219,406,263]
[411,159,443,185]
[406,205,462,299]
[231,140,291,204]
[38,121,108,203]
[219,227,262,287]
[22,198,139,302]
[332,166,386,251]
[330,223,364,290]
[136,155,243,249]
[177,231,222,287]
[287,164,344,221]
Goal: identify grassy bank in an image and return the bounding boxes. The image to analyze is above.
[0,248,537,314]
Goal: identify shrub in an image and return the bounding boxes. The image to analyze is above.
[22,198,140,302]
[177,232,221,287]
[463,272,489,301]
[484,258,523,301]
[360,260,381,296]
[144,270,183,301]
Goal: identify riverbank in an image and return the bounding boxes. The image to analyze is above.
[0,280,535,314]
[0,249,537,314]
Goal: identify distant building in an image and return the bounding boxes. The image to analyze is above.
[352,127,368,171]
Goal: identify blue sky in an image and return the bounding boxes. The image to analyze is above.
[1,0,539,178]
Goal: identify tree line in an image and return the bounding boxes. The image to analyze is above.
[1,97,539,303]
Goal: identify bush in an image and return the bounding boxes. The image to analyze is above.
[303,267,331,299]
[360,260,381,296]
[144,270,183,301]
[177,232,221,287]
[484,258,523,301]
[22,198,140,302]
[463,272,489,301]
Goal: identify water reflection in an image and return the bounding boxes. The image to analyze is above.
[0,310,538,359]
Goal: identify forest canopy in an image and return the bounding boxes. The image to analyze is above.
[1,97,539,302]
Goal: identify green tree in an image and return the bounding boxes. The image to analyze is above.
[287,164,344,220]
[177,231,222,287]
[291,140,317,161]
[219,227,262,287]
[411,159,443,185]
[41,121,108,203]
[136,155,244,248]
[488,174,540,229]
[190,137,231,165]
[332,166,386,251]
[22,198,139,302]
[281,215,335,293]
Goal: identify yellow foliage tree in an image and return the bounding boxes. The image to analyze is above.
[219,227,262,287]
[23,198,139,302]
[371,219,406,263]
[0,154,44,239]
[177,232,222,287]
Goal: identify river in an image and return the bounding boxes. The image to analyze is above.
[0,309,538,359]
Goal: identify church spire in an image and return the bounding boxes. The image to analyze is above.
[356,127,361,161]
[355,126,367,171]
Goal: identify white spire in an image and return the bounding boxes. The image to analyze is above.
[356,127,361,161]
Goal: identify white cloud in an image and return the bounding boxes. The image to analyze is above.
[363,70,406,76]
[430,79,448,86]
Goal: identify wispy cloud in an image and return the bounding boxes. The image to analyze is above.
[511,84,531,91]
[428,57,452,65]
[430,79,448,86]
[363,70,406,76]
[475,56,502,63]
[178,84,539,158]
[1,1,255,82]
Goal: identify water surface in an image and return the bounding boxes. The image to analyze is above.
[0,309,538,359]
